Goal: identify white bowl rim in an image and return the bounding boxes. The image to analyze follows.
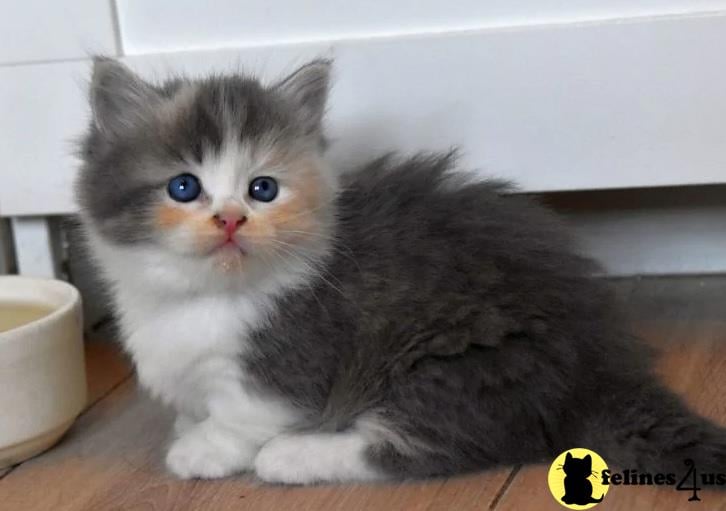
[0,276,81,340]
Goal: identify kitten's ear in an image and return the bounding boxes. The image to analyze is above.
[90,57,161,138]
[275,59,332,133]
[565,452,573,461]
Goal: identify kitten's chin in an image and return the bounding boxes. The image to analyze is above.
[208,243,248,273]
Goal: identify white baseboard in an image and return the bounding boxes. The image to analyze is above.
[546,187,726,276]
[571,208,726,276]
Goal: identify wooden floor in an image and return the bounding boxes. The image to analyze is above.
[2,276,726,510]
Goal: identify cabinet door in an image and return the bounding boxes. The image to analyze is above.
[0,0,116,65]
[2,5,726,217]
[116,0,726,55]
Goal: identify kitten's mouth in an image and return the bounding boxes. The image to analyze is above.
[209,239,248,272]
[211,238,248,256]
[224,239,248,253]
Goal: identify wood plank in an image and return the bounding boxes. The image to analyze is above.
[425,470,518,511]
[318,470,512,511]
[236,479,447,511]
[0,337,514,511]
[493,277,726,511]
[83,340,133,407]
[1,380,168,510]
[0,373,513,510]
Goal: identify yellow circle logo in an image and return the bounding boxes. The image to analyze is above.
[548,448,609,509]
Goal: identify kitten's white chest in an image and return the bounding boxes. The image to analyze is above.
[118,290,264,417]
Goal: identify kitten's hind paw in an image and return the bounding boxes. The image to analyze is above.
[166,420,255,479]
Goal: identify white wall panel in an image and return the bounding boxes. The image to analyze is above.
[2,14,726,216]
[128,14,726,192]
[117,0,726,55]
[0,0,117,65]
[0,61,90,216]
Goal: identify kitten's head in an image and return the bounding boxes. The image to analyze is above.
[77,58,337,290]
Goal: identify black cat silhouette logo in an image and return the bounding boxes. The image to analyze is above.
[548,448,609,509]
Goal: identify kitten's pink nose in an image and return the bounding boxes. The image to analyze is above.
[212,212,247,236]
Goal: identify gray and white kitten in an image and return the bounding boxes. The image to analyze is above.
[76,58,726,484]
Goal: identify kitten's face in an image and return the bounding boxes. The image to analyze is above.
[153,141,330,262]
[77,59,337,287]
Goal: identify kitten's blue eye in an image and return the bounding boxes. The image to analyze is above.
[249,176,278,202]
[167,174,201,202]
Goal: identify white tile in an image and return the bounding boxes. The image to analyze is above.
[0,0,117,65]
[117,0,726,55]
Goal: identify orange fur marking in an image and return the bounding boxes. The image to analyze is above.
[155,204,189,229]
[155,203,225,251]
[243,157,330,246]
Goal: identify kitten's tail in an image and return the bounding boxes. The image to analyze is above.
[586,381,726,476]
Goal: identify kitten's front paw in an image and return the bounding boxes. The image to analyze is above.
[254,434,317,484]
[173,414,197,438]
[254,432,382,484]
[166,422,255,479]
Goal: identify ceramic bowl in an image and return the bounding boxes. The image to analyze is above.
[0,276,86,469]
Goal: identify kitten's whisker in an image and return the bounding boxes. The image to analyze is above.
[264,240,363,316]
[266,242,350,302]
[273,204,331,223]
[259,246,327,310]
[274,236,350,264]
[272,242,348,290]
[276,229,362,272]
[276,229,336,239]
[271,245,341,291]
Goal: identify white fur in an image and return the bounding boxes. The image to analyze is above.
[194,137,295,215]
[254,430,382,484]
[85,227,302,478]
[166,417,260,479]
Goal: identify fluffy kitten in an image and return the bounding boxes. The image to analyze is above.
[76,57,726,484]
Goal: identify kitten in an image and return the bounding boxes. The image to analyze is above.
[76,57,726,484]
